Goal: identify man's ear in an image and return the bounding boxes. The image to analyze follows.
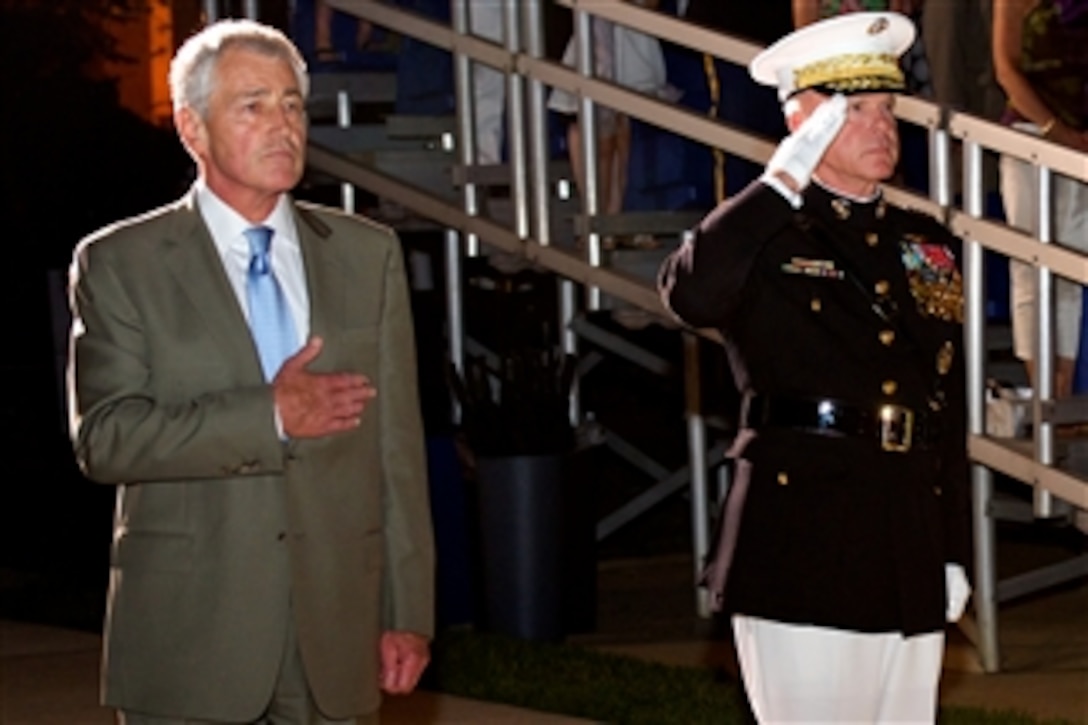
[783,97,806,133]
[175,106,207,159]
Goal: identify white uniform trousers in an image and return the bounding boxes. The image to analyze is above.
[732,615,944,724]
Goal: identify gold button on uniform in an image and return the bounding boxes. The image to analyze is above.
[865,232,879,247]
[934,486,942,496]
[882,380,898,395]
[777,472,789,486]
[811,298,822,312]
[879,329,895,346]
[875,280,890,296]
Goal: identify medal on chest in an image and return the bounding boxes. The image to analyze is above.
[900,235,964,323]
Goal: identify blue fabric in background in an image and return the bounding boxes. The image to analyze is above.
[290,0,399,72]
[623,40,714,212]
[1073,289,1088,393]
[393,0,455,115]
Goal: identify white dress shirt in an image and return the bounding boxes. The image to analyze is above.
[194,180,311,347]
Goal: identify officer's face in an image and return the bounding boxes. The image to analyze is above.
[793,91,899,197]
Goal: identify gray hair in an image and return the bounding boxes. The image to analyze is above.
[169,19,309,117]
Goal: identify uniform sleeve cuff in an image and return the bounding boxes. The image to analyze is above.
[760,174,803,209]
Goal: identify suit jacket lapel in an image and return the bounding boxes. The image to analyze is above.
[162,193,265,379]
[295,202,341,340]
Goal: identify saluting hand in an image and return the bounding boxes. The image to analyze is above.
[762,92,848,206]
[273,336,376,438]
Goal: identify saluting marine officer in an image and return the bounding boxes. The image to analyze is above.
[658,12,972,723]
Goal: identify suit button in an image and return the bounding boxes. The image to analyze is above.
[277,532,286,541]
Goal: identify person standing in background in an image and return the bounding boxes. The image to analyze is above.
[994,0,1088,536]
[923,0,1004,121]
[314,0,373,64]
[993,0,1088,398]
[682,0,791,201]
[67,19,435,724]
[549,0,676,248]
[469,0,506,166]
[923,0,1005,200]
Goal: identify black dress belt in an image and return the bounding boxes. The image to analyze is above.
[744,394,941,453]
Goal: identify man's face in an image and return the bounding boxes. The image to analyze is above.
[178,46,306,219]
[792,91,899,197]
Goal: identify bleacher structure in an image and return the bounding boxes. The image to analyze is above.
[214,0,1088,673]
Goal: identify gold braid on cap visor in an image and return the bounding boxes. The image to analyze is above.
[793,53,905,94]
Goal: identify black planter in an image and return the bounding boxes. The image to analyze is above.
[475,454,565,641]
[474,450,597,642]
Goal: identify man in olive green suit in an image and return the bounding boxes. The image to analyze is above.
[67,19,435,724]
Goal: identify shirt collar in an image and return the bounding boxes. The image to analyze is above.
[811,175,883,205]
[193,179,300,258]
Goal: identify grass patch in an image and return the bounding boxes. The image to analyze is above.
[428,629,1077,725]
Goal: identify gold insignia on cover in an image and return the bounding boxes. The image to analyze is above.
[869,17,889,35]
[793,52,905,95]
[937,341,954,375]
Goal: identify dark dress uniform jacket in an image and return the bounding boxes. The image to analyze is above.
[661,181,970,636]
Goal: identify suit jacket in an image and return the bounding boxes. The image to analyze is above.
[67,190,435,721]
[660,182,969,636]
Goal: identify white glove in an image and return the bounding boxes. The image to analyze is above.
[945,563,971,622]
[761,93,848,208]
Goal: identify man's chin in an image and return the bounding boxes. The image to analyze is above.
[867,159,897,181]
[263,165,304,191]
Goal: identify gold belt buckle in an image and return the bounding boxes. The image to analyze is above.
[878,404,914,452]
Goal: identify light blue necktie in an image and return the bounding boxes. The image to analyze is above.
[245,226,298,381]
